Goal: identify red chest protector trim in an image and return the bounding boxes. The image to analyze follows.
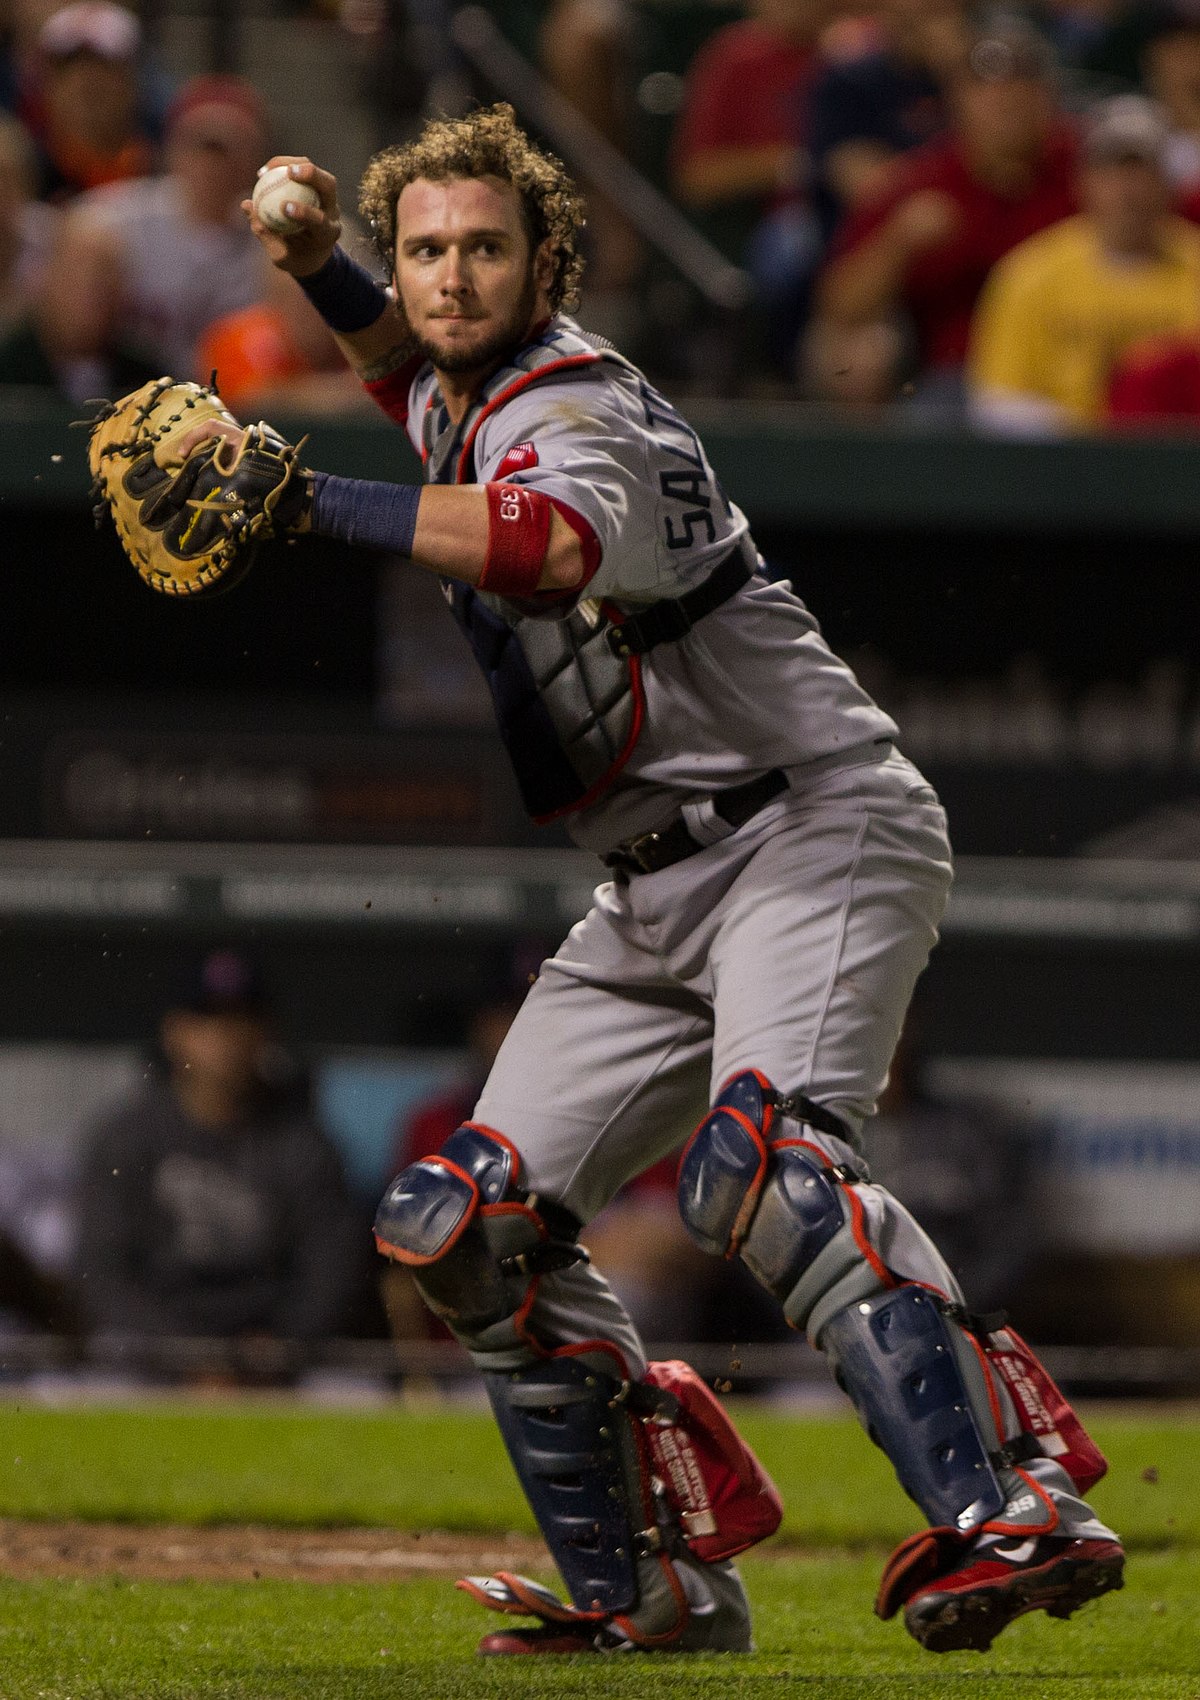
[436,336,648,823]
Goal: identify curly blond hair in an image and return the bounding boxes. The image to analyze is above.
[359,104,586,313]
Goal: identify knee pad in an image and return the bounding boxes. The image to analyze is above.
[374,1123,583,1337]
[677,1070,777,1258]
[678,1069,870,1330]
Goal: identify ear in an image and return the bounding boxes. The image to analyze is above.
[533,237,555,298]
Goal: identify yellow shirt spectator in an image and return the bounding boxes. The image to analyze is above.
[968,212,1200,429]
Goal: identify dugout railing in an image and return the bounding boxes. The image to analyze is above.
[2,1333,1199,1396]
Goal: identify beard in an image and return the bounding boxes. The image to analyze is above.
[410,266,540,376]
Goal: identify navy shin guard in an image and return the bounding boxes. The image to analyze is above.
[484,1356,643,1614]
[680,1071,1012,1534]
[820,1286,1007,1530]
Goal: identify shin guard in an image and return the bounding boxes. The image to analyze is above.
[678,1071,1051,1536]
[483,1354,643,1615]
[820,1286,1008,1531]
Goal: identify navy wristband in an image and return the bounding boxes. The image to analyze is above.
[311,472,421,557]
[296,246,388,334]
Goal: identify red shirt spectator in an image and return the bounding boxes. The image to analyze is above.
[816,20,1079,392]
[672,1,824,215]
[827,124,1077,369]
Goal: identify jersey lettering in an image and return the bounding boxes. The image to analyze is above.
[660,471,711,508]
[664,509,717,550]
[639,378,721,552]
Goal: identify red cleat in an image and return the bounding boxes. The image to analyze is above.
[884,1531,1125,1653]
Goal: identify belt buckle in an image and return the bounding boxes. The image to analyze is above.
[625,829,662,874]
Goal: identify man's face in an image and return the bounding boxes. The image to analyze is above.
[45,52,136,137]
[168,107,266,211]
[951,71,1054,158]
[1081,157,1170,243]
[160,1009,268,1107]
[392,174,552,376]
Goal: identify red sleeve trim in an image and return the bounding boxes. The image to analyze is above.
[481,483,553,598]
[363,353,424,428]
[534,497,601,603]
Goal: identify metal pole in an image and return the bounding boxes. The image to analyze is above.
[449,5,752,312]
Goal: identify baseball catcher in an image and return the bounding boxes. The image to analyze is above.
[90,104,1125,1658]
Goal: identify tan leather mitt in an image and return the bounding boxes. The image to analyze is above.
[86,376,309,596]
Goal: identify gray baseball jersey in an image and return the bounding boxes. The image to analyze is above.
[399,316,897,853]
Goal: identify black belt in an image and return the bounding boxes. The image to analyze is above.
[603,768,788,877]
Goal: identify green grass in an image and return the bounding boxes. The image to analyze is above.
[1,1402,1198,1696]
[0,1403,1194,1549]
[1,1553,1197,1699]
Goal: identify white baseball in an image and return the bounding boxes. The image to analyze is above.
[252,165,321,236]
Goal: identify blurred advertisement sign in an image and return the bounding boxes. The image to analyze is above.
[45,734,487,843]
[931,1059,1200,1257]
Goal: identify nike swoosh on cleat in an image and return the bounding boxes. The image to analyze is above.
[991,1539,1038,1563]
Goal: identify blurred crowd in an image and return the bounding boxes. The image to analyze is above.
[0,943,1053,1390]
[660,0,1200,422]
[6,0,1200,424]
[7,943,1190,1393]
[0,0,367,412]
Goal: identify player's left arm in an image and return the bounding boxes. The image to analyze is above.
[301,474,589,592]
[410,484,587,591]
[164,414,589,593]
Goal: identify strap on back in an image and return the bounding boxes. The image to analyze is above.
[606,536,759,657]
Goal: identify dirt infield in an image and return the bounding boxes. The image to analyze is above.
[0,1520,548,1584]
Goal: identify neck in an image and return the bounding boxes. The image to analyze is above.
[435,309,548,424]
[173,1074,244,1129]
[439,366,493,424]
[1100,227,1162,262]
[965,139,1041,193]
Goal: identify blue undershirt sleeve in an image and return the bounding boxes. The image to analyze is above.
[310,472,422,557]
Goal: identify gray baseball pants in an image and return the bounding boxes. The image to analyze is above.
[468,744,1111,1544]
[475,746,952,1369]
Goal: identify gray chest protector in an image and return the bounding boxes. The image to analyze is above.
[426,327,753,824]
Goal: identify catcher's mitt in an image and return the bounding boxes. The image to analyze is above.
[86,376,310,597]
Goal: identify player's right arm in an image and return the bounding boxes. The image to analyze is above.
[242,155,414,384]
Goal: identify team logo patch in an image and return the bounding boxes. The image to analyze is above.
[495,442,539,477]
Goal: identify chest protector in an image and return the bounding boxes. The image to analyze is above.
[426,327,644,823]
